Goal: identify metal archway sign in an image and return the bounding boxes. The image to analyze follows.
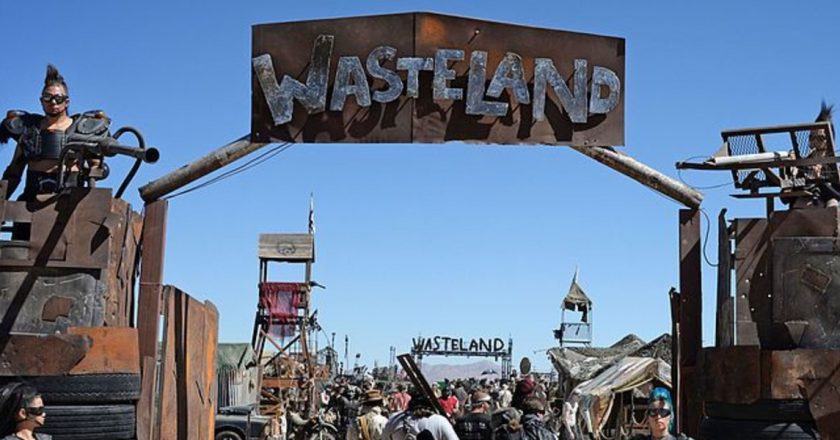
[251,12,625,146]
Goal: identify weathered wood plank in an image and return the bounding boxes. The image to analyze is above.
[138,200,167,363]
[136,355,156,440]
[678,209,702,438]
[258,233,314,261]
[204,301,219,440]
[67,327,140,374]
[716,209,734,347]
[158,286,178,440]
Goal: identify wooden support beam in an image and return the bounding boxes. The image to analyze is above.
[137,200,167,440]
[679,209,703,437]
[138,200,168,363]
[716,209,734,347]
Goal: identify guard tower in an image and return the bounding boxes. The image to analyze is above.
[251,232,318,415]
[553,270,593,347]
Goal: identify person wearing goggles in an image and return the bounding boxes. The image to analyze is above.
[630,387,692,440]
[0,64,106,202]
[0,382,51,440]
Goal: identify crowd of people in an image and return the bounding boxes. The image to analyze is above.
[302,374,688,440]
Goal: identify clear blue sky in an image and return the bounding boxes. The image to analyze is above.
[2,1,838,372]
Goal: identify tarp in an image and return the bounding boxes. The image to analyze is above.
[259,282,304,337]
[574,356,671,437]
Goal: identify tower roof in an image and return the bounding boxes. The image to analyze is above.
[563,270,592,310]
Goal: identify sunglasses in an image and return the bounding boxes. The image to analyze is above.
[41,94,69,105]
[646,408,671,418]
[26,406,45,416]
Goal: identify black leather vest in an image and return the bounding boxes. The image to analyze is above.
[19,126,66,161]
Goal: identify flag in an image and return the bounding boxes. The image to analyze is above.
[308,193,316,235]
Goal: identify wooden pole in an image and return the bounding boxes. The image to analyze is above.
[572,146,703,209]
[139,135,267,202]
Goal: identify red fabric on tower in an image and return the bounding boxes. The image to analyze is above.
[259,282,305,338]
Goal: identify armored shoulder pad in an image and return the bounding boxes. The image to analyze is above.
[72,110,111,135]
[1,110,41,143]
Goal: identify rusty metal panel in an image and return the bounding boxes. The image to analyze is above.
[700,346,760,404]
[764,349,840,399]
[0,269,106,334]
[0,188,140,335]
[66,327,140,375]
[0,333,90,376]
[733,218,769,346]
[772,237,840,348]
[769,207,840,239]
[251,12,625,146]
[765,349,840,439]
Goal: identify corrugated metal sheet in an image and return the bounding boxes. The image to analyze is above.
[217,343,261,407]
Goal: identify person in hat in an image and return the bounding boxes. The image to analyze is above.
[630,387,692,440]
[347,389,389,440]
[382,389,457,440]
[454,391,493,440]
[498,382,513,409]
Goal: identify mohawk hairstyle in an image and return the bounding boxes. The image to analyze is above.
[43,64,68,95]
[816,100,834,123]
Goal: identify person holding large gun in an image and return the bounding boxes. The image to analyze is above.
[0,65,108,201]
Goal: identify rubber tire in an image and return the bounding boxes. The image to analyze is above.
[705,400,813,422]
[25,374,141,404]
[216,430,245,440]
[39,404,135,440]
[700,417,820,439]
[309,431,337,440]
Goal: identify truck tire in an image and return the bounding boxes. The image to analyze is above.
[27,373,141,404]
[216,430,245,440]
[39,404,135,440]
[700,417,820,439]
[705,400,813,422]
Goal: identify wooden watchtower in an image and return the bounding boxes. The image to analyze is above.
[251,232,318,415]
[554,270,593,347]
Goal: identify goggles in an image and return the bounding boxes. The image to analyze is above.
[41,94,69,105]
[26,406,46,416]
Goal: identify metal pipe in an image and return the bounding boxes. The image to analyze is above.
[139,135,268,202]
[571,145,704,209]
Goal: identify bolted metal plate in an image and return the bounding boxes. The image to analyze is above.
[0,269,106,334]
[251,12,625,146]
[772,237,840,348]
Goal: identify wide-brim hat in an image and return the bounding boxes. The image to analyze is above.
[363,389,384,405]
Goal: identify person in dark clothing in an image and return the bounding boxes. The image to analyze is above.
[0,382,51,440]
[454,391,493,440]
[496,398,557,440]
[0,65,106,202]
